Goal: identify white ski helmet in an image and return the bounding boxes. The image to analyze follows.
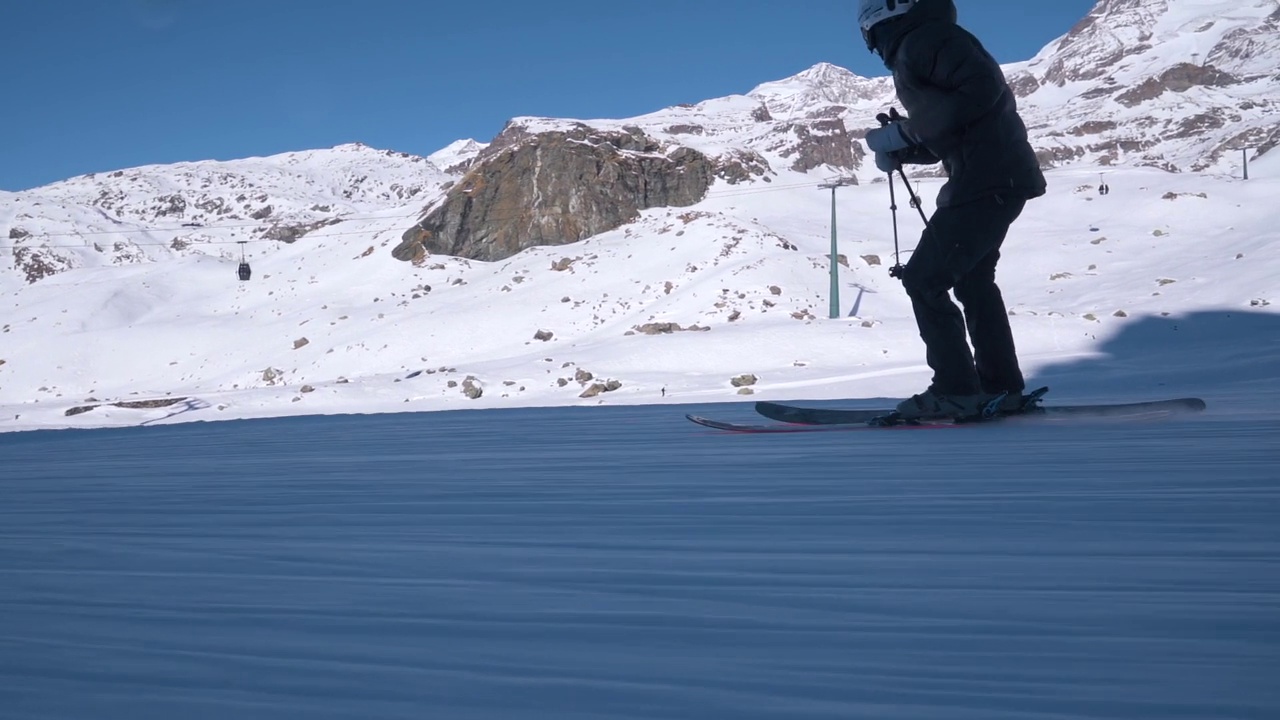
[857,0,918,50]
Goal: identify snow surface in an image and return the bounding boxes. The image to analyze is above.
[1,390,1277,719]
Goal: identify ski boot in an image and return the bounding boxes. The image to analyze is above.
[870,388,1003,426]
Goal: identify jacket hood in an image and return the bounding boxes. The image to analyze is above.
[914,0,957,24]
[870,0,958,62]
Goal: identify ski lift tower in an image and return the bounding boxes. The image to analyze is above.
[819,176,857,319]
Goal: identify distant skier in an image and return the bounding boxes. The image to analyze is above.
[858,0,1047,419]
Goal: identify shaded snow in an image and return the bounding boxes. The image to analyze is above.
[1,379,1277,719]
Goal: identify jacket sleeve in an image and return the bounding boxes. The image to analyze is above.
[899,28,1007,145]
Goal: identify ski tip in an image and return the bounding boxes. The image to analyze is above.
[686,414,771,432]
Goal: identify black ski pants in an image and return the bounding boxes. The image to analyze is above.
[900,193,1026,397]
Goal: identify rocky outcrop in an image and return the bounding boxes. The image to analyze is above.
[626,322,710,335]
[1007,72,1041,98]
[1116,63,1240,107]
[1159,63,1239,92]
[579,379,622,398]
[263,217,343,243]
[64,396,189,417]
[393,124,715,263]
[773,118,860,173]
[1191,123,1280,171]
[713,150,771,185]
[12,245,76,284]
[1068,121,1119,137]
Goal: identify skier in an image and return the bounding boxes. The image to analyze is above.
[858,0,1047,419]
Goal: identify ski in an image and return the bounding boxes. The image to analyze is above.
[751,404,889,426]
[753,386,1043,425]
[687,387,1207,433]
[754,387,1204,426]
[685,414,965,433]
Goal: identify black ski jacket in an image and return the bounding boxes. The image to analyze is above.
[872,0,1046,207]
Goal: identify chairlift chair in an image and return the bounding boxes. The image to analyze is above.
[237,241,251,281]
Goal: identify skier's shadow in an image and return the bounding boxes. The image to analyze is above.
[1025,310,1280,398]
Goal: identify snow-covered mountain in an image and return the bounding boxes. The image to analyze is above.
[747,62,894,120]
[1,0,1277,432]
[427,139,488,173]
[1,143,446,287]
[1011,0,1279,171]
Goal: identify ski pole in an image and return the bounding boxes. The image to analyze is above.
[897,167,929,226]
[885,166,905,278]
[876,112,908,277]
[875,110,932,278]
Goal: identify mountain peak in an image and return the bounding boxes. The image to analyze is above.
[747,63,889,119]
[794,62,861,84]
[428,139,488,172]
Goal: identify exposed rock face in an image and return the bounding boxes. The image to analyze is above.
[627,322,710,335]
[713,149,772,185]
[391,98,872,264]
[263,218,344,243]
[773,118,860,174]
[1159,63,1240,92]
[12,245,76,284]
[393,124,715,263]
[1007,71,1041,98]
[1116,63,1240,106]
[1042,0,1165,86]
[579,379,622,398]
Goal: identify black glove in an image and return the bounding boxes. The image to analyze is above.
[869,108,939,167]
[867,108,917,154]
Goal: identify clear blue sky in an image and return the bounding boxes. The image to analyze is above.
[2,0,1097,191]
